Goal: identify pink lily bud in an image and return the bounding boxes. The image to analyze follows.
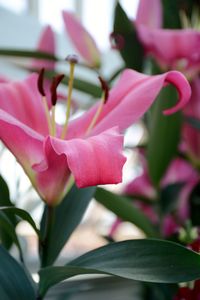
[62,11,101,68]
[31,25,56,70]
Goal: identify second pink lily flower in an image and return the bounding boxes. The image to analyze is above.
[135,0,200,78]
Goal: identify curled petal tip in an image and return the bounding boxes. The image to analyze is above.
[162,71,192,115]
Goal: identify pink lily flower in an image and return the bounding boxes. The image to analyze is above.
[183,77,200,164]
[109,156,198,238]
[62,11,101,68]
[0,69,190,205]
[161,158,199,236]
[135,0,200,78]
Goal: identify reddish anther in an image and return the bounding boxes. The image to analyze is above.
[50,74,65,106]
[37,68,46,96]
[98,76,109,102]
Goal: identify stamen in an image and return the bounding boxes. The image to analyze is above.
[61,55,78,139]
[86,76,109,135]
[37,68,52,134]
[37,68,46,96]
[50,74,65,136]
[50,74,65,106]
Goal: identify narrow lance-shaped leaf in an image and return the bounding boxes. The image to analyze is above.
[0,212,23,261]
[39,239,200,297]
[147,85,182,186]
[0,207,40,237]
[185,116,200,131]
[113,3,144,71]
[95,188,157,237]
[40,186,96,266]
[0,175,17,249]
[0,245,36,300]
[162,0,196,29]
[0,48,58,61]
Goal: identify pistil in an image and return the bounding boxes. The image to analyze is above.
[61,54,78,139]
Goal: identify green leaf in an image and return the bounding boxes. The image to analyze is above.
[189,183,200,226]
[113,3,144,71]
[143,283,177,300]
[0,175,16,249]
[162,0,194,29]
[0,207,40,237]
[0,175,11,206]
[40,186,96,266]
[0,212,23,261]
[160,182,185,215]
[43,70,101,98]
[162,0,182,28]
[0,48,58,61]
[185,116,200,131]
[0,48,101,98]
[0,245,36,300]
[95,188,157,237]
[147,85,182,186]
[39,239,200,297]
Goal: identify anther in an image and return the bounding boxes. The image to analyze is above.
[98,76,109,103]
[37,68,46,96]
[50,74,65,106]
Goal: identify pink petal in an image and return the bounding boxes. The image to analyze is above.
[162,158,199,222]
[162,158,198,185]
[31,25,56,70]
[33,137,70,205]
[135,0,162,28]
[0,109,43,178]
[39,127,126,188]
[0,76,9,83]
[67,69,191,138]
[0,74,49,135]
[62,11,101,68]
[125,172,156,199]
[137,27,200,75]
[162,215,179,237]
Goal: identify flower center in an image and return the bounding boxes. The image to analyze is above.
[50,74,65,136]
[37,68,53,135]
[37,68,64,137]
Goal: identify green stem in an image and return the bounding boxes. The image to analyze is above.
[39,205,55,268]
